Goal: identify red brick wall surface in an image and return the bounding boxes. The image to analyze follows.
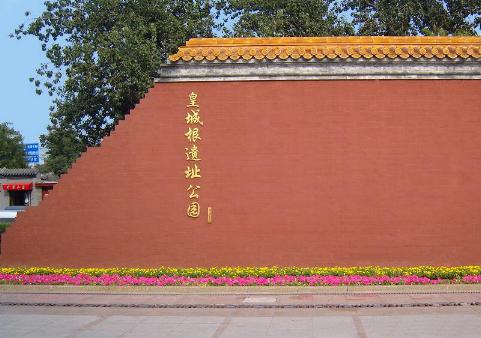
[1,80,480,267]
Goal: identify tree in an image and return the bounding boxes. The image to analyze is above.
[15,0,214,175]
[341,0,481,36]
[0,122,27,169]
[219,0,480,37]
[217,0,354,37]
[16,1,480,175]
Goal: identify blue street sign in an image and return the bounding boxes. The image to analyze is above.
[24,143,40,164]
[25,155,40,163]
[24,143,39,151]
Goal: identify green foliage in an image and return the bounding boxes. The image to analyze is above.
[218,0,480,37]
[15,0,214,175]
[0,223,10,234]
[15,1,480,175]
[0,123,27,169]
[40,126,85,175]
[217,0,355,36]
[342,0,481,36]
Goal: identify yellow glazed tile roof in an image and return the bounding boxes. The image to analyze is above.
[169,36,481,62]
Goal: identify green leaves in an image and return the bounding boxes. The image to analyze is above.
[16,0,214,175]
[15,1,480,175]
[0,123,28,169]
[218,0,355,37]
[342,0,480,36]
[0,223,9,233]
[218,0,480,37]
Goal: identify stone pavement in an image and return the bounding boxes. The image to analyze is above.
[1,285,481,337]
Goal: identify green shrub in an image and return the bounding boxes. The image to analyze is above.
[0,223,9,233]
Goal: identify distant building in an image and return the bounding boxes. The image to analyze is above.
[0,168,57,222]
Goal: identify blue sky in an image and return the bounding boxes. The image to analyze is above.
[0,0,50,144]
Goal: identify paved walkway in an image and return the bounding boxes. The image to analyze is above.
[2,284,481,308]
[1,285,481,337]
[2,283,481,294]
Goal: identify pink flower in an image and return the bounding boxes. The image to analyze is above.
[0,273,478,287]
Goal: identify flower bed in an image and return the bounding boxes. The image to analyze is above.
[0,266,480,286]
[1,266,481,279]
[0,273,480,286]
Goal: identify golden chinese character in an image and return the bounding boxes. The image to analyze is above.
[187,92,199,107]
[185,109,203,125]
[187,185,200,199]
[185,164,201,179]
[185,127,201,142]
[187,201,200,218]
[185,144,201,161]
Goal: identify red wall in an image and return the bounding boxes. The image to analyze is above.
[1,80,481,267]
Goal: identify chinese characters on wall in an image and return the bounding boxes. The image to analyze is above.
[185,92,203,218]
